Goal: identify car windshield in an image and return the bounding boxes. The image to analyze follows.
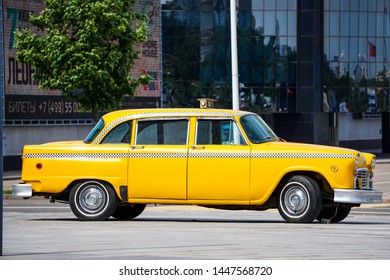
[84,118,105,143]
[240,114,278,144]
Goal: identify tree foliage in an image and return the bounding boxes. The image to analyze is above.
[15,0,151,121]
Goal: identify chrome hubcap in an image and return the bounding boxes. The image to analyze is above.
[79,185,106,214]
[283,184,309,216]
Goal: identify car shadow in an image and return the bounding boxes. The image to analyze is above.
[30,217,390,225]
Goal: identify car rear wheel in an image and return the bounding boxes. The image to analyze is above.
[316,204,351,223]
[112,204,146,220]
[277,175,322,223]
[70,181,117,221]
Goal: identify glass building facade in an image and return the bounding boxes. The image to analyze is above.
[162,0,298,113]
[161,0,390,148]
[324,0,390,113]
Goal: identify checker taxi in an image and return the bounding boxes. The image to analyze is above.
[13,107,383,223]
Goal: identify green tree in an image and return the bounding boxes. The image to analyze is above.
[15,0,151,122]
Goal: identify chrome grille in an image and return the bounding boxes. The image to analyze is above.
[354,168,371,190]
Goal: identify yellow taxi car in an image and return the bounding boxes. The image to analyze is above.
[12,105,383,223]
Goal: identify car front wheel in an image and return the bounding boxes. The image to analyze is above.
[277,175,322,223]
[70,181,117,221]
[316,204,351,223]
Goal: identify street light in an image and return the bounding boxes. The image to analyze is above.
[230,0,239,110]
[0,0,4,256]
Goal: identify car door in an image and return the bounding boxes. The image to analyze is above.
[128,118,189,199]
[187,118,251,202]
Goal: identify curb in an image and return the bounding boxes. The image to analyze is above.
[377,160,390,164]
[2,195,43,200]
[3,176,21,181]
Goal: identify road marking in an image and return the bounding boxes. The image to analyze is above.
[374,172,390,176]
[374,181,390,185]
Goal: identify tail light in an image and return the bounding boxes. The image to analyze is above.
[21,147,24,163]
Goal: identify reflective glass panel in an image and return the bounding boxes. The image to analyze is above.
[264,11,276,35]
[340,12,349,36]
[368,12,377,37]
[161,0,298,112]
[287,11,296,36]
[329,12,339,36]
[264,0,275,10]
[276,0,288,10]
[252,11,264,33]
[252,0,263,10]
[359,12,368,36]
[350,12,359,36]
[276,11,288,36]
[288,0,297,10]
[324,0,390,113]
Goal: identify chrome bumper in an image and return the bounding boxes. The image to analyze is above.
[334,189,383,204]
[12,183,32,198]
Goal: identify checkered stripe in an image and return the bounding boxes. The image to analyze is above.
[128,110,243,119]
[128,153,187,158]
[24,152,355,160]
[24,153,128,159]
[251,153,354,159]
[189,152,250,158]
[93,110,244,144]
[24,152,188,159]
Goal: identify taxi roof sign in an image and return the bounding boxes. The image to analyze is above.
[197,98,216,108]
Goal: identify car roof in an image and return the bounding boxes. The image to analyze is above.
[102,108,251,123]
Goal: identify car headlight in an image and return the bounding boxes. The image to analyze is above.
[355,153,361,166]
[371,157,376,169]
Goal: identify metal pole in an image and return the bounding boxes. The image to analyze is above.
[0,0,5,256]
[230,0,239,110]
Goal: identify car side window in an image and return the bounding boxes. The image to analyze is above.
[101,121,132,144]
[196,119,245,145]
[136,119,189,145]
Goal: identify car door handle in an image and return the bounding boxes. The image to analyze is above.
[191,146,205,150]
[131,145,145,150]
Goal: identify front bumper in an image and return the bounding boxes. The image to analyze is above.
[334,189,383,204]
[12,183,32,198]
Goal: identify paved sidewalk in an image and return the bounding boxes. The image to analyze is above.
[376,153,390,164]
[2,170,21,181]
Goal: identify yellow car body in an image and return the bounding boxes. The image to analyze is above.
[13,108,383,223]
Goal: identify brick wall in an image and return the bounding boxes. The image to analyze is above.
[3,0,161,98]
[4,0,57,96]
[132,0,161,98]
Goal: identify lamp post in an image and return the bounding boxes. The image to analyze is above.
[230,0,239,110]
[0,0,5,256]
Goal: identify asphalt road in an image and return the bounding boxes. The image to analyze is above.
[1,164,390,260]
[1,199,390,260]
[371,162,390,201]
